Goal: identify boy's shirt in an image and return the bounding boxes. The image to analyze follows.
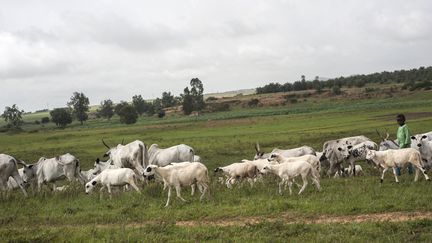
[397,124,411,148]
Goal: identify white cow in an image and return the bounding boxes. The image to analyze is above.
[148,144,194,167]
[85,168,140,199]
[260,160,321,195]
[102,140,149,176]
[0,154,27,197]
[21,153,84,192]
[254,142,315,160]
[338,141,377,175]
[143,162,209,207]
[411,134,432,169]
[365,148,429,183]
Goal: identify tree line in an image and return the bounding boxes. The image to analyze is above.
[256,66,432,94]
[1,78,205,130]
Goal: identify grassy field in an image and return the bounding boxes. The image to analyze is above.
[1,90,432,242]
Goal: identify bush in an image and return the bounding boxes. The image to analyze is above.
[290,98,298,104]
[34,120,40,125]
[158,110,166,118]
[41,117,50,123]
[50,108,72,128]
[118,105,138,124]
[284,94,297,100]
[248,99,260,107]
[331,85,342,95]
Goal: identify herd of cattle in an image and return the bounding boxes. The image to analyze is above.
[1,130,432,206]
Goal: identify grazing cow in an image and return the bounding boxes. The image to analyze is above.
[143,162,209,207]
[102,139,149,176]
[411,134,432,169]
[365,148,429,183]
[148,144,194,167]
[21,153,84,192]
[85,168,140,199]
[80,168,98,182]
[320,135,372,176]
[254,142,315,160]
[260,160,321,195]
[0,154,27,197]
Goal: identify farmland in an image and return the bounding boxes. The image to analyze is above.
[1,89,432,242]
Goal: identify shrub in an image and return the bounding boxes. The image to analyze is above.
[50,108,72,128]
[290,98,298,104]
[118,105,138,124]
[41,117,50,123]
[248,99,260,107]
[158,110,166,118]
[331,85,342,95]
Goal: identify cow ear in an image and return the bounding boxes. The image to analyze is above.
[411,136,416,140]
[96,158,100,163]
[348,145,353,149]
[422,135,428,139]
[91,181,97,186]
[55,156,60,161]
[29,165,34,169]
[338,147,342,151]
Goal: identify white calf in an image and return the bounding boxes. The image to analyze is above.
[366,148,429,183]
[269,154,321,173]
[144,162,209,207]
[85,168,140,199]
[214,162,258,188]
[260,160,321,195]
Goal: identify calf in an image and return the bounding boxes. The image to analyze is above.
[85,168,140,199]
[214,162,258,188]
[365,148,429,183]
[269,154,321,173]
[260,160,321,195]
[144,162,209,207]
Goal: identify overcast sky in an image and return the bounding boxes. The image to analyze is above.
[1,0,431,111]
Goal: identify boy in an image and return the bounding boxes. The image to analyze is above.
[396,114,413,176]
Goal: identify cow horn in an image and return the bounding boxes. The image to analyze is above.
[102,139,111,149]
[121,139,125,145]
[255,142,261,152]
[384,128,390,140]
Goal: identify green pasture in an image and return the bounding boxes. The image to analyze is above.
[0,90,432,241]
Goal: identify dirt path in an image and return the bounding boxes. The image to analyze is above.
[11,211,432,230]
[175,211,432,227]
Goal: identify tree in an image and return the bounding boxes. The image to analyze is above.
[114,101,129,116]
[132,95,147,116]
[118,104,138,124]
[68,92,89,125]
[1,104,24,129]
[190,78,205,112]
[41,117,50,124]
[161,92,176,108]
[182,87,194,115]
[97,99,114,120]
[50,108,72,128]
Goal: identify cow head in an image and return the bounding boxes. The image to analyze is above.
[21,164,35,183]
[337,144,353,160]
[85,180,98,194]
[143,165,157,180]
[376,129,399,151]
[254,142,266,160]
[365,149,376,161]
[411,134,429,148]
[260,165,271,175]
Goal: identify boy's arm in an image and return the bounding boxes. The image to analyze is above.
[400,126,411,148]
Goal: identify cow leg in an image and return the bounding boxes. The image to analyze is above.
[278,179,285,195]
[413,163,429,181]
[99,186,105,200]
[392,167,399,183]
[287,179,293,195]
[129,182,141,193]
[191,184,195,196]
[165,186,172,207]
[199,183,208,202]
[52,183,57,192]
[381,168,388,183]
[11,172,28,197]
[107,184,112,199]
[175,185,187,202]
[298,174,308,195]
